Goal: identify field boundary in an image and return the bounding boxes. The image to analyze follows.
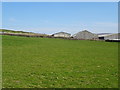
[1,33,101,41]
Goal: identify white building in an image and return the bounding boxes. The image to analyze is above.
[98,33,120,40]
[104,33,120,40]
[73,30,98,40]
[52,32,71,38]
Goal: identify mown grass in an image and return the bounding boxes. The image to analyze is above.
[2,35,118,88]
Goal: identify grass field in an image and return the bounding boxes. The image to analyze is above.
[2,35,118,88]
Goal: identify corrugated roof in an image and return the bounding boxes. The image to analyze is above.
[98,33,120,37]
[73,30,97,36]
[53,32,71,35]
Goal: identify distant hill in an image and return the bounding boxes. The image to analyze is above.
[0,29,32,34]
[0,29,49,37]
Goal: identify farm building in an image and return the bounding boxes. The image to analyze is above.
[98,33,112,40]
[73,30,98,40]
[52,32,71,38]
[98,33,120,40]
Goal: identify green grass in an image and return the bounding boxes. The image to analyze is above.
[2,35,118,88]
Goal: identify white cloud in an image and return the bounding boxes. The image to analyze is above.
[91,22,118,33]
[95,22,118,27]
[3,22,118,35]
[9,18,17,22]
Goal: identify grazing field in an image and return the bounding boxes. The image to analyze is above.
[2,35,118,88]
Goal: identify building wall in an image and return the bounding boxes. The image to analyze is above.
[73,31,98,39]
[54,33,71,38]
[104,34,120,40]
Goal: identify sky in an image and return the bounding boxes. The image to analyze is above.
[2,2,118,35]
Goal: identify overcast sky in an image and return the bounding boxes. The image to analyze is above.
[2,2,118,35]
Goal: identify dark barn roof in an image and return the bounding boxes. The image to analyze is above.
[52,32,71,35]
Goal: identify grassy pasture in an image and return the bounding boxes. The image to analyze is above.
[2,35,118,88]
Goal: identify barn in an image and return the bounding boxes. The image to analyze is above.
[52,32,71,38]
[98,33,120,40]
[73,30,98,40]
[104,33,120,40]
[98,33,111,40]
